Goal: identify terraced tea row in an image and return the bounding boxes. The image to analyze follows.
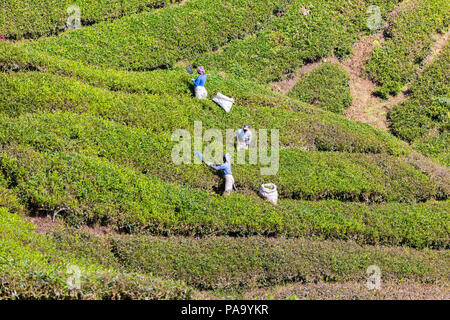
[25,0,288,70]
[0,70,409,156]
[0,208,191,299]
[1,0,184,40]
[0,144,448,248]
[0,111,446,203]
[51,227,450,291]
[2,208,448,298]
[196,0,401,84]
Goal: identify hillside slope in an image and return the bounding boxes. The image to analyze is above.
[0,0,448,300]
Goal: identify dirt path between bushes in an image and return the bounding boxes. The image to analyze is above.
[343,28,449,131]
[28,215,118,236]
[273,27,450,131]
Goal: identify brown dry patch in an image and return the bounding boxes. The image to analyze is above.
[79,223,118,236]
[423,30,450,66]
[243,281,450,300]
[27,216,63,234]
[387,0,417,21]
[27,215,118,236]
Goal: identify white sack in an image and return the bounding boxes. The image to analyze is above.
[213,92,234,113]
[259,183,278,205]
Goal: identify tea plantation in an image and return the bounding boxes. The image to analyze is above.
[0,0,448,299]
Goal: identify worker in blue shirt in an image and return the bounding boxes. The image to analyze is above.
[205,154,235,196]
[193,66,207,99]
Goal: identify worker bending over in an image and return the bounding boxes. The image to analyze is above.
[193,66,207,99]
[205,154,234,196]
[236,124,252,150]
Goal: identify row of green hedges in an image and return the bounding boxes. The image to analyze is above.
[388,42,449,167]
[288,62,352,113]
[195,0,401,84]
[0,0,183,40]
[0,41,279,100]
[366,0,450,98]
[0,144,448,248]
[0,208,192,299]
[2,208,447,297]
[0,40,319,119]
[25,0,288,70]
[0,70,410,156]
[0,111,442,203]
[50,229,449,292]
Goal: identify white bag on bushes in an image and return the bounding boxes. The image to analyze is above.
[213,92,234,113]
[259,183,278,205]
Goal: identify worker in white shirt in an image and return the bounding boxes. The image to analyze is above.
[236,124,252,151]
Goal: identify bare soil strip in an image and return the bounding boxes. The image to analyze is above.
[242,281,450,300]
[28,215,117,236]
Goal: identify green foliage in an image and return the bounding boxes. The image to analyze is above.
[413,131,449,168]
[26,0,286,70]
[236,150,444,202]
[366,0,450,97]
[105,235,449,290]
[0,208,192,299]
[388,43,449,166]
[196,0,401,83]
[0,0,183,40]
[0,111,438,203]
[0,70,410,156]
[0,144,448,248]
[289,62,352,113]
[0,0,448,299]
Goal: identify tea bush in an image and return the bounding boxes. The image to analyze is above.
[0,70,410,155]
[0,0,183,40]
[26,0,288,70]
[47,227,449,291]
[388,42,449,166]
[0,111,442,203]
[0,208,192,299]
[1,0,449,299]
[366,0,450,97]
[289,62,352,113]
[413,131,449,168]
[25,0,401,73]
[196,0,401,83]
[0,144,447,248]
